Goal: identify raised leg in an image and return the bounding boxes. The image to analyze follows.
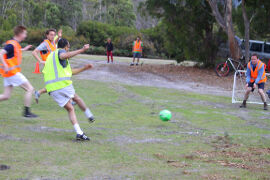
[0,86,13,102]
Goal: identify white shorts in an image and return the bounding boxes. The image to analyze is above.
[3,72,28,87]
[50,84,75,107]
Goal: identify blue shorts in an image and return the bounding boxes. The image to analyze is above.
[248,82,265,91]
[133,53,142,58]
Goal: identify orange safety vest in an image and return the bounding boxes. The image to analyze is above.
[248,60,267,83]
[40,39,56,61]
[133,40,142,53]
[0,40,22,78]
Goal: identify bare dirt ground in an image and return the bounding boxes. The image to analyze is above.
[73,59,234,97]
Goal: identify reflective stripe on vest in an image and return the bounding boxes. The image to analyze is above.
[0,65,20,71]
[40,40,56,61]
[133,41,142,52]
[248,60,267,83]
[44,51,71,85]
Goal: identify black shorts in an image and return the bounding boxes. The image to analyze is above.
[248,82,265,91]
[133,53,142,58]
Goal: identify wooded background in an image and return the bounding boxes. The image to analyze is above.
[0,0,269,66]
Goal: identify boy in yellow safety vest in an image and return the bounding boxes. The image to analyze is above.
[42,38,94,141]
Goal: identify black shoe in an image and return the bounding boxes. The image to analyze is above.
[240,100,247,108]
[23,112,38,118]
[89,116,95,123]
[76,133,90,141]
[264,102,268,110]
[130,63,134,66]
[136,63,139,66]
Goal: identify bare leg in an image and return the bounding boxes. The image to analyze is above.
[64,101,78,125]
[132,56,135,63]
[243,87,252,101]
[72,94,94,121]
[20,81,34,107]
[0,86,13,101]
[258,89,267,103]
[73,94,87,112]
[137,58,140,64]
[240,87,252,108]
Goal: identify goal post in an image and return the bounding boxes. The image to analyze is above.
[232,70,270,105]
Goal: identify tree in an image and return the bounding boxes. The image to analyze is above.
[233,0,270,62]
[207,0,241,60]
[142,0,225,65]
[241,0,252,62]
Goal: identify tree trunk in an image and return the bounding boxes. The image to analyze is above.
[226,0,241,60]
[241,0,250,63]
[207,0,241,60]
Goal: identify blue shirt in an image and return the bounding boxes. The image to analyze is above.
[246,62,265,84]
[4,44,14,59]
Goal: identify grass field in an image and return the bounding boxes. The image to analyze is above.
[0,52,270,179]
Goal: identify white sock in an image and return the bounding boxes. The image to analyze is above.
[73,123,83,135]
[85,108,93,118]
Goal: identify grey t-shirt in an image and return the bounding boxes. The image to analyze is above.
[37,42,49,54]
[58,49,68,68]
[36,42,48,51]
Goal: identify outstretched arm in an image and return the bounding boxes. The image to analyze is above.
[21,45,32,51]
[72,64,93,75]
[55,29,62,44]
[60,44,90,60]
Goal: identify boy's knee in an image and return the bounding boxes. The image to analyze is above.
[65,103,74,112]
[258,89,264,94]
[73,95,81,102]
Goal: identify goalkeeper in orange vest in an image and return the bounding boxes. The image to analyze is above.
[240,54,268,110]
[130,36,143,66]
[0,25,37,117]
[32,28,62,103]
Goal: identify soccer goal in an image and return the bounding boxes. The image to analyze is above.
[232,70,270,105]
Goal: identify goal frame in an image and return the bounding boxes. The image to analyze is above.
[232,70,270,105]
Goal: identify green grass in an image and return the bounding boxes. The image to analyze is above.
[0,52,269,179]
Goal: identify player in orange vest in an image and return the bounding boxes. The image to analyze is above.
[0,25,37,117]
[240,54,268,110]
[130,36,143,66]
[32,29,62,103]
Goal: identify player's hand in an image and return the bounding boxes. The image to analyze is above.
[84,64,93,70]
[245,83,249,89]
[58,29,62,38]
[39,61,45,64]
[23,45,32,51]
[253,83,257,89]
[83,44,90,51]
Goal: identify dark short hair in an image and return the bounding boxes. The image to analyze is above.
[14,25,27,36]
[58,38,69,48]
[251,53,258,58]
[45,28,56,35]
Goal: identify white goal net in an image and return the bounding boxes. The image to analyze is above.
[232,70,270,105]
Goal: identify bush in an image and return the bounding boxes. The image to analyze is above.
[26,29,46,47]
[0,30,13,46]
[90,46,106,55]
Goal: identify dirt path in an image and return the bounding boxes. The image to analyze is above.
[73,59,234,96]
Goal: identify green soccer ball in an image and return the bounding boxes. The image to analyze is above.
[159,110,172,121]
